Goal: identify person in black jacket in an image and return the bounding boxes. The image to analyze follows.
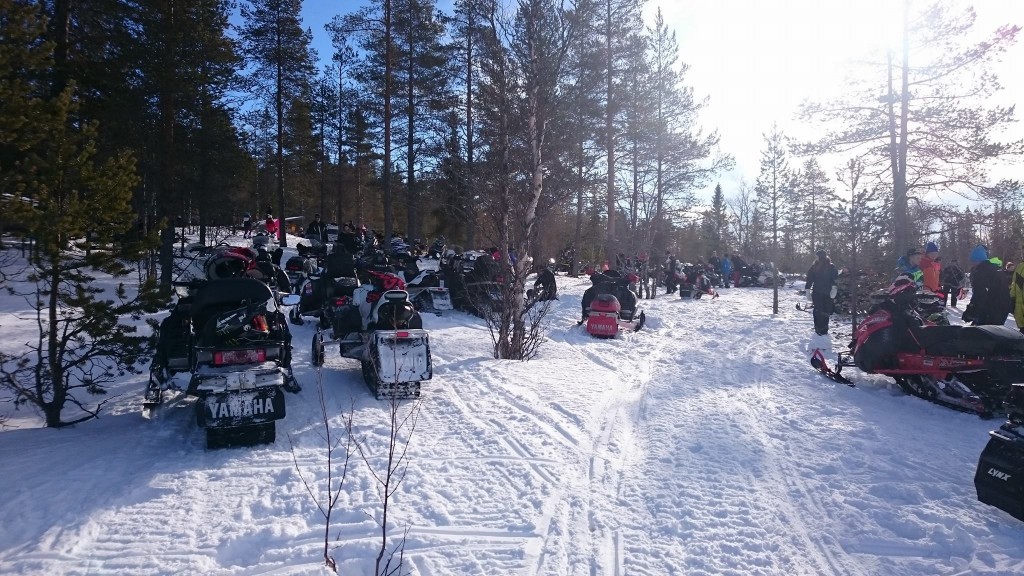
[966,244,1012,326]
[532,267,558,301]
[805,250,839,335]
[962,240,1011,323]
[306,214,328,246]
[940,258,965,307]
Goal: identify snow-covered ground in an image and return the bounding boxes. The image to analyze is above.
[2,236,1024,575]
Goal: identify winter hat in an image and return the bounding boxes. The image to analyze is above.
[906,247,923,257]
[970,244,989,263]
[815,250,827,258]
[925,241,939,254]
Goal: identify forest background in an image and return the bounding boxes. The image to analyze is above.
[2,0,1023,288]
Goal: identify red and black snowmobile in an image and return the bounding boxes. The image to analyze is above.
[813,278,1024,417]
[580,271,646,338]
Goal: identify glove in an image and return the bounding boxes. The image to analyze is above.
[830,285,838,299]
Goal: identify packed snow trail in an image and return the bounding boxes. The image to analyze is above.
[2,251,1024,574]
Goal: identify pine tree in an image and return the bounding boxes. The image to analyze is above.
[393,0,453,241]
[599,0,643,262]
[646,8,729,255]
[701,183,731,252]
[239,0,315,246]
[755,125,791,313]
[790,157,837,255]
[0,3,160,426]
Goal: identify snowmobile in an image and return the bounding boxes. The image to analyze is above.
[975,383,1024,522]
[678,265,718,300]
[427,237,447,260]
[581,271,646,338]
[736,263,785,288]
[812,278,1024,417]
[145,278,301,448]
[289,270,360,326]
[403,268,453,314]
[311,271,432,399]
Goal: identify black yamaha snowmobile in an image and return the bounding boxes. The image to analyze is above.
[146,278,301,448]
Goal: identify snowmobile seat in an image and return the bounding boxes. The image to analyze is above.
[368,290,422,331]
[912,325,1024,356]
[190,278,274,335]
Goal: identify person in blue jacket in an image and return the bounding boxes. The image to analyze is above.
[721,254,733,288]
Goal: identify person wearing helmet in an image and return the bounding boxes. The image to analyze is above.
[805,250,839,335]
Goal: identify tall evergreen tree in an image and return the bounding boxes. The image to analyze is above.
[755,125,791,314]
[599,0,643,262]
[0,2,160,426]
[790,157,837,255]
[393,0,452,240]
[239,0,315,246]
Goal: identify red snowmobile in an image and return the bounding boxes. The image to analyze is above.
[580,271,646,338]
[814,278,1024,417]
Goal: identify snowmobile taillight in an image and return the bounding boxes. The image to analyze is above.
[251,314,269,333]
[396,331,410,338]
[333,296,351,307]
[213,349,266,366]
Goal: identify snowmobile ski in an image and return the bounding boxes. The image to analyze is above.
[810,349,854,387]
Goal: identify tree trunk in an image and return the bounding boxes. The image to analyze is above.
[890,1,911,255]
[383,0,394,245]
[275,8,287,247]
[158,1,177,291]
[604,0,615,266]
[465,4,476,249]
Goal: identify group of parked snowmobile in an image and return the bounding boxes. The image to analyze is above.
[146,239,438,448]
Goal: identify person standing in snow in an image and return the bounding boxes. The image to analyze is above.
[940,258,966,307]
[721,254,733,288]
[805,250,839,336]
[306,214,328,246]
[920,241,941,293]
[1011,250,1024,333]
[964,244,1012,326]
